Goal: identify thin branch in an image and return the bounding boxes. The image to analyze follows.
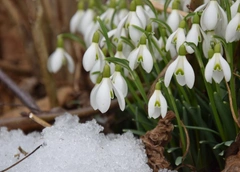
[225,80,240,128]
[0,68,40,114]
[29,113,51,127]
[0,144,43,172]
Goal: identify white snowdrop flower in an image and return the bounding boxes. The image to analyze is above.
[128,35,153,73]
[148,82,168,119]
[204,44,231,83]
[164,44,195,88]
[100,0,115,29]
[114,0,143,45]
[83,32,105,72]
[135,0,148,29]
[166,20,186,53]
[159,36,177,59]
[111,66,128,97]
[70,2,84,33]
[90,65,125,113]
[167,0,183,32]
[186,13,206,54]
[225,7,240,42]
[195,0,227,35]
[47,47,75,73]
[231,0,240,18]
[79,8,95,34]
[90,59,102,84]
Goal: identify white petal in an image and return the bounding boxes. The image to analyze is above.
[201,1,218,30]
[141,46,153,73]
[90,84,100,110]
[79,9,95,34]
[167,10,182,32]
[219,56,231,82]
[136,6,147,28]
[128,48,139,70]
[70,10,84,33]
[159,92,168,118]
[96,78,112,113]
[176,75,186,86]
[212,70,224,83]
[215,4,228,37]
[128,12,143,44]
[186,24,200,54]
[231,0,240,17]
[204,56,216,83]
[225,14,240,42]
[166,30,178,51]
[176,29,186,52]
[164,57,179,87]
[64,52,75,73]
[112,84,126,111]
[183,56,195,88]
[112,72,128,97]
[82,43,98,71]
[148,90,161,119]
[48,48,64,73]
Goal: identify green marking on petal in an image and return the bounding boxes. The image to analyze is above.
[237,24,240,31]
[137,56,143,62]
[214,64,222,71]
[110,90,114,99]
[96,53,99,60]
[175,68,184,75]
[154,101,161,107]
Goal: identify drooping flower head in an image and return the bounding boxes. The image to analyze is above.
[128,34,153,73]
[83,31,105,72]
[148,81,168,119]
[164,44,195,88]
[204,43,231,83]
[167,0,183,32]
[90,64,126,113]
[166,20,186,54]
[225,4,240,42]
[47,35,75,73]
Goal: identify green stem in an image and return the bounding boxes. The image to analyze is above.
[166,86,186,152]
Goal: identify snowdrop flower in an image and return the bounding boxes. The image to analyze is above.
[84,20,100,47]
[205,44,231,83]
[167,0,183,32]
[70,1,84,33]
[114,0,143,45]
[186,13,206,54]
[148,82,168,119]
[230,0,240,18]
[83,32,105,72]
[225,5,240,42]
[128,34,153,73]
[100,0,116,29]
[47,37,74,73]
[90,65,125,113]
[166,20,186,53]
[135,0,148,29]
[164,44,195,88]
[111,65,128,97]
[78,1,95,34]
[195,0,227,36]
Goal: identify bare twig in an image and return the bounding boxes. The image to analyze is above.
[0,144,43,172]
[29,113,51,127]
[0,68,40,114]
[150,0,188,17]
[225,80,240,128]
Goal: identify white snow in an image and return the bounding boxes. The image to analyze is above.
[0,113,152,172]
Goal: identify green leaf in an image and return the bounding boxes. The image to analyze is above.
[150,18,172,34]
[122,129,145,136]
[60,33,86,47]
[175,156,182,166]
[167,147,181,153]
